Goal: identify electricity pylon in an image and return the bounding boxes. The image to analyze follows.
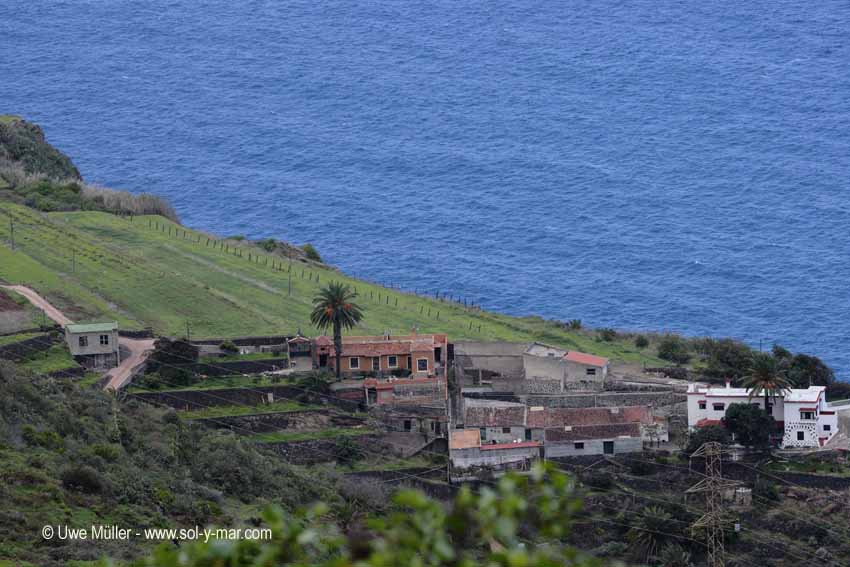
[686,441,740,567]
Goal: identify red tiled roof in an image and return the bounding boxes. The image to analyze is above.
[526,406,651,428]
[563,351,609,367]
[545,423,640,442]
[696,419,723,428]
[480,441,541,451]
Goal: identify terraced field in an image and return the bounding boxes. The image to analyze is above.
[0,203,664,365]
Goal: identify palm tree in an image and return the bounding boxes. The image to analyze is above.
[310,282,364,379]
[744,352,791,414]
[627,505,673,562]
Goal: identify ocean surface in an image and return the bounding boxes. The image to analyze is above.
[3,1,850,374]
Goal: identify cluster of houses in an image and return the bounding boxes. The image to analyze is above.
[63,319,844,479]
[450,399,667,480]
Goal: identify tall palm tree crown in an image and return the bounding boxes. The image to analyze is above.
[744,352,791,414]
[310,282,364,378]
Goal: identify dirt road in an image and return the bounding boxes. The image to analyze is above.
[0,284,154,390]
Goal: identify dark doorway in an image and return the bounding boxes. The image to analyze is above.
[603,441,614,455]
[319,354,328,367]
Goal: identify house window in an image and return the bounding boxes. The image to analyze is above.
[388,355,398,368]
[372,357,380,371]
[586,368,597,376]
[797,431,805,441]
[430,421,435,431]
[698,401,707,410]
[417,358,428,372]
[502,427,511,434]
[713,403,725,411]
[480,428,487,441]
[824,424,832,432]
[404,420,412,432]
[349,357,360,369]
[801,411,815,420]
[78,336,88,347]
[525,429,532,441]
[574,442,584,450]
[99,334,110,346]
[407,356,412,368]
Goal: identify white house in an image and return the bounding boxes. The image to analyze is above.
[686,382,838,449]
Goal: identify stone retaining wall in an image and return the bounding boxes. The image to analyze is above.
[193,409,365,434]
[0,333,62,361]
[129,385,362,412]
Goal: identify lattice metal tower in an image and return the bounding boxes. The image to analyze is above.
[686,441,739,567]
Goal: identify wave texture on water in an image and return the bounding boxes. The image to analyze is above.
[2,0,849,373]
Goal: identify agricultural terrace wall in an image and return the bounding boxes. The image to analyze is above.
[190,335,292,346]
[174,358,290,376]
[0,333,62,361]
[129,385,362,412]
[261,434,392,465]
[193,409,365,434]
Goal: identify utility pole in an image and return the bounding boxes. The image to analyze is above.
[686,442,739,567]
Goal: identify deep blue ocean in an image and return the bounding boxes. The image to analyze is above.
[3,1,849,374]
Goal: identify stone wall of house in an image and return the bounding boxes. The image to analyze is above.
[544,437,642,458]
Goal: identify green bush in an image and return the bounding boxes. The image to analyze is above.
[21,424,64,450]
[567,319,582,330]
[301,243,322,262]
[635,335,649,348]
[257,238,278,252]
[219,340,239,354]
[753,476,780,502]
[685,425,731,454]
[60,464,104,493]
[598,328,617,342]
[657,335,691,365]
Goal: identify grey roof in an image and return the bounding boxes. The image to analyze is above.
[65,322,118,334]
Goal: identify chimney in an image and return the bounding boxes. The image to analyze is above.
[725,378,732,389]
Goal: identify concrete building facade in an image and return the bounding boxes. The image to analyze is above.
[65,322,120,369]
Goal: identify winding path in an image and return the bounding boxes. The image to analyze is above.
[0,284,153,390]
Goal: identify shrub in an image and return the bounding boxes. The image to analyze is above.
[701,338,752,381]
[257,238,277,252]
[753,476,779,502]
[657,543,694,567]
[219,340,239,354]
[567,319,582,330]
[723,403,775,448]
[657,335,691,365]
[90,443,122,462]
[685,425,731,454]
[598,328,617,342]
[635,335,649,348]
[60,464,103,493]
[627,458,654,476]
[21,425,64,450]
[301,243,322,262]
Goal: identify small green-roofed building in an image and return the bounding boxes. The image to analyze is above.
[64,321,120,369]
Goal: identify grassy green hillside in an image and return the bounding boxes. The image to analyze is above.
[0,202,663,365]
